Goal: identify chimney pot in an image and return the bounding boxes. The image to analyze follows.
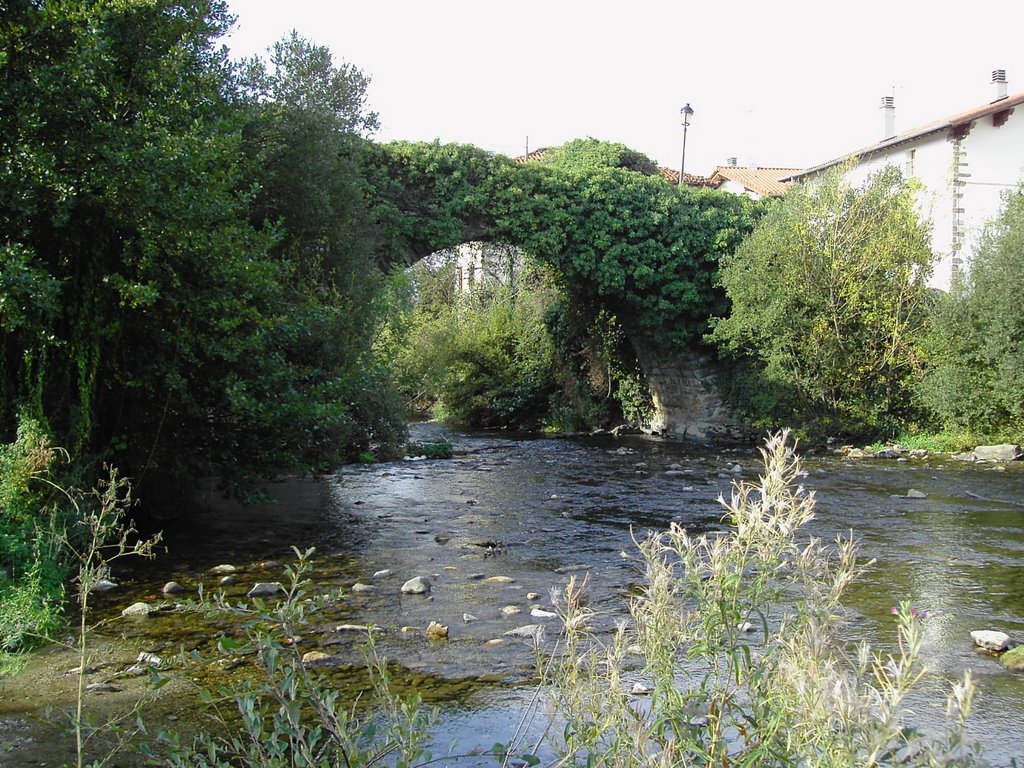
[992,69,1008,101]
[881,96,896,139]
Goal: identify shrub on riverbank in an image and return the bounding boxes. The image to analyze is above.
[920,185,1024,444]
[0,418,65,654]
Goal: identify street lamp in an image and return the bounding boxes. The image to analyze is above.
[679,103,694,185]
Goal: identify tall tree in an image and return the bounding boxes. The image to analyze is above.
[710,165,933,436]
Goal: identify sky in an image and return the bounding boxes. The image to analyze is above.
[223,0,1024,176]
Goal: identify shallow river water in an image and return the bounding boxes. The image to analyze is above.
[3,425,1023,765]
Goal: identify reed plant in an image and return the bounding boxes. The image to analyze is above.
[545,430,982,767]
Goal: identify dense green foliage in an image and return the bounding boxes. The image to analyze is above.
[0,2,404,501]
[0,419,65,652]
[710,166,933,437]
[920,186,1024,441]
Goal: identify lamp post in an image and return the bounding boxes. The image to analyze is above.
[679,102,694,185]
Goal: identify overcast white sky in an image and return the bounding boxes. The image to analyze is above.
[224,0,1024,176]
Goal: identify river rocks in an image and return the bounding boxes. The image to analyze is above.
[210,564,237,574]
[401,576,431,594]
[554,564,590,574]
[971,630,1011,651]
[530,608,558,619]
[483,575,514,584]
[463,613,478,623]
[302,651,334,666]
[973,444,1021,462]
[504,624,544,641]
[845,448,868,458]
[1000,646,1024,671]
[425,621,449,640]
[873,447,904,459]
[952,451,975,462]
[905,489,927,499]
[247,582,285,598]
[351,583,376,593]
[162,581,187,595]
[526,592,542,601]
[373,569,393,578]
[500,605,521,616]
[137,652,162,667]
[631,682,652,695]
[335,624,376,632]
[729,463,743,474]
[86,683,122,694]
[219,575,237,586]
[90,579,119,593]
[737,621,756,633]
[121,601,154,617]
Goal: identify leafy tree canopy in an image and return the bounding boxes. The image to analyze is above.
[709,164,933,436]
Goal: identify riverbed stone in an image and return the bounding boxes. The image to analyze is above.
[401,576,431,594]
[302,651,334,666]
[351,582,376,593]
[86,683,122,694]
[971,630,1011,651]
[906,489,927,499]
[425,621,449,640]
[973,444,1021,462]
[90,579,119,593]
[483,575,514,584]
[526,592,542,601]
[500,605,521,616]
[219,575,237,586]
[247,582,285,598]
[1000,646,1024,671]
[210,564,237,574]
[373,569,393,578]
[631,683,652,695]
[463,613,478,623]
[162,581,187,595]
[121,601,154,617]
[530,607,558,618]
[504,624,544,641]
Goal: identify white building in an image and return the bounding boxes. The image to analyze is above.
[452,241,522,292]
[782,71,1024,289]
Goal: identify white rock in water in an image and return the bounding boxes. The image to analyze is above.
[530,608,558,618]
[162,581,187,595]
[210,564,237,574]
[504,624,545,641]
[973,444,1021,462]
[401,576,431,594]
[351,583,376,593]
[737,621,756,633]
[90,579,118,593]
[136,652,162,667]
[247,582,285,598]
[483,575,514,584]
[121,601,153,617]
[500,605,521,616]
[631,682,652,695]
[906,489,927,499]
[335,624,375,632]
[526,592,542,601]
[373,569,393,578]
[425,621,449,640]
[302,651,333,666]
[463,613,478,623]
[971,630,1011,651]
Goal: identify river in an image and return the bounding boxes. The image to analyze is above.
[2,424,1022,765]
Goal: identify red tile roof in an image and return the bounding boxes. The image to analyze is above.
[705,166,800,197]
[784,90,1024,181]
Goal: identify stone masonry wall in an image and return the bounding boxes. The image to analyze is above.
[630,335,752,442]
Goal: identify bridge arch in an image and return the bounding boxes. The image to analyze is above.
[364,139,761,439]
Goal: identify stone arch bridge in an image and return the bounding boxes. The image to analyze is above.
[363,141,758,441]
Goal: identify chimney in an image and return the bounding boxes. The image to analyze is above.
[881,96,896,138]
[992,69,1008,101]
[726,156,738,166]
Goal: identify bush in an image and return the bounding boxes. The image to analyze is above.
[710,165,933,439]
[919,185,1024,442]
[545,432,981,766]
[0,417,65,652]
